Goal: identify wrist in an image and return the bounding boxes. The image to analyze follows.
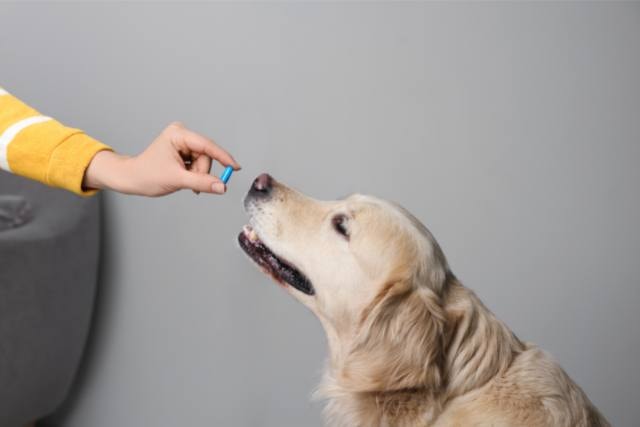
[83,150,133,193]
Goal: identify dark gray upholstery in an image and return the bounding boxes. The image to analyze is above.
[0,171,100,427]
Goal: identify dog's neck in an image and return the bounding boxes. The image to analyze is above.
[318,276,524,427]
[441,278,525,397]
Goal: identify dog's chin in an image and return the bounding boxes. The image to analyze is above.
[238,225,315,296]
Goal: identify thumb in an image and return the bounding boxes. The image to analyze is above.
[180,170,226,194]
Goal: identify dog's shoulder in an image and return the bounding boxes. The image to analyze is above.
[436,346,609,427]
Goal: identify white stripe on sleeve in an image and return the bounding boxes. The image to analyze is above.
[0,115,52,172]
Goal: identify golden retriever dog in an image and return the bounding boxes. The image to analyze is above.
[238,173,609,427]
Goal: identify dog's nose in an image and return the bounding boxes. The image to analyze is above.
[250,173,273,197]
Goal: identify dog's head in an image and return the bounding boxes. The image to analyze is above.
[239,174,450,392]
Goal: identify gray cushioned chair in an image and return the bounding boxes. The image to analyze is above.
[0,170,100,427]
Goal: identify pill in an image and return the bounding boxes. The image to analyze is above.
[220,165,234,184]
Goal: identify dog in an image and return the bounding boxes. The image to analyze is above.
[238,173,610,427]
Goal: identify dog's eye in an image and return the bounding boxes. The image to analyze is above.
[332,214,350,239]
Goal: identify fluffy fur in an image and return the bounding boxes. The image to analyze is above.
[241,177,609,427]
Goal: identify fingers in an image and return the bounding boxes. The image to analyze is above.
[162,123,238,196]
[190,155,212,194]
[180,170,226,194]
[191,154,212,175]
[167,123,240,170]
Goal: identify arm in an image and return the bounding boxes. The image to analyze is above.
[0,87,239,197]
[0,86,111,196]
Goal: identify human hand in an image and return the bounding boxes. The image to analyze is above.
[83,122,240,196]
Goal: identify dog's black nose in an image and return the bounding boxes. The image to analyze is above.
[250,173,273,197]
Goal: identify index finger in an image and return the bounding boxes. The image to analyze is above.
[174,126,241,170]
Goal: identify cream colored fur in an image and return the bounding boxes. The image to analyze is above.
[243,178,610,427]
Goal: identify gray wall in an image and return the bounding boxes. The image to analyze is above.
[1,3,639,426]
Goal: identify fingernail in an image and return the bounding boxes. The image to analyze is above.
[212,183,226,193]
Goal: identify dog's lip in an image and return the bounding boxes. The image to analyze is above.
[238,225,315,296]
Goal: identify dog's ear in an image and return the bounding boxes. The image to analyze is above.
[340,280,446,393]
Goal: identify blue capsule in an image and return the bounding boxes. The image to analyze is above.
[220,165,234,184]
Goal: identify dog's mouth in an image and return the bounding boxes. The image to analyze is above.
[238,225,315,296]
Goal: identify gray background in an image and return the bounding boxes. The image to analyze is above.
[1,2,639,426]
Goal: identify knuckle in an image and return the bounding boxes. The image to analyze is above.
[165,122,184,136]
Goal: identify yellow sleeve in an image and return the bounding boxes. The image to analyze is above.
[0,86,112,196]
